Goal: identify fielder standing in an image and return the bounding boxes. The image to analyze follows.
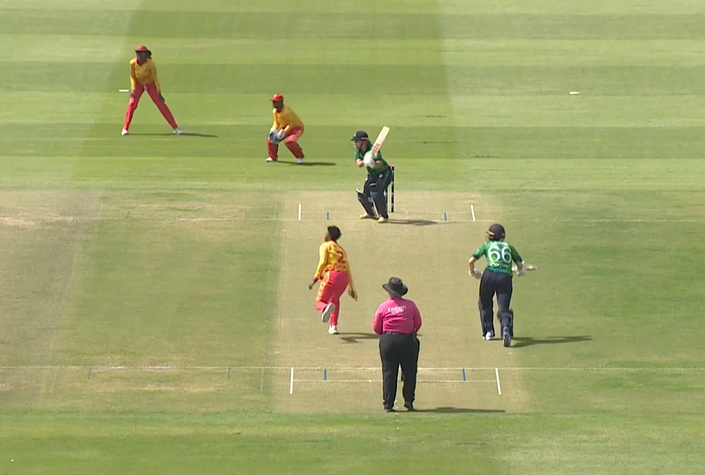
[309,226,357,335]
[122,45,182,136]
[468,223,526,347]
[267,94,305,164]
[373,277,422,412]
[352,131,393,223]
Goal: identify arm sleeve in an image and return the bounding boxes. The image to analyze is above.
[472,242,487,259]
[413,304,422,332]
[272,110,279,129]
[151,63,161,92]
[373,307,384,335]
[346,262,355,291]
[314,243,328,279]
[510,245,523,263]
[130,62,138,91]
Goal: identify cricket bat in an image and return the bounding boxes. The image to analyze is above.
[512,264,537,274]
[370,126,390,158]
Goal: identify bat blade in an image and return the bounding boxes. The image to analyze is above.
[370,126,390,155]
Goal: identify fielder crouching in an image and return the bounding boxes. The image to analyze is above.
[352,131,393,223]
[468,223,526,347]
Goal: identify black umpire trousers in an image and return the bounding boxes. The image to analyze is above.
[379,332,420,410]
[478,270,513,336]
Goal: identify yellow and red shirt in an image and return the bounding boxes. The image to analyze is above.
[315,241,354,289]
[272,105,303,132]
[130,58,161,92]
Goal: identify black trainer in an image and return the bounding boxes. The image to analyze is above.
[404,403,415,412]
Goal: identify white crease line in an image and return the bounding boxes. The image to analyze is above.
[1,365,704,372]
[495,368,502,395]
[470,204,476,222]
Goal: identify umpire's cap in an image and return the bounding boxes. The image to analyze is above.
[383,277,408,298]
[487,223,506,241]
[351,131,369,141]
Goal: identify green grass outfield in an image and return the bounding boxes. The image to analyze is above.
[1,0,705,473]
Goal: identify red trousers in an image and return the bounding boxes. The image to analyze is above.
[123,83,178,131]
[267,125,304,159]
[315,270,349,326]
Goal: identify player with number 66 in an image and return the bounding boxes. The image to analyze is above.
[468,223,526,347]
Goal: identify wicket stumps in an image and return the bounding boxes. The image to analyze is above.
[388,164,395,212]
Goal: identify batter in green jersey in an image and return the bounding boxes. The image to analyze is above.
[468,223,526,347]
[351,130,393,223]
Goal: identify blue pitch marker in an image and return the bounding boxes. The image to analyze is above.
[326,211,330,221]
[323,368,328,381]
[461,368,466,381]
[443,212,448,221]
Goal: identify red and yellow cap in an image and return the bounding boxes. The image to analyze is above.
[271,93,284,102]
[135,45,151,53]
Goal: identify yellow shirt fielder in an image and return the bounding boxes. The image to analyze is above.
[266,94,305,163]
[130,58,161,92]
[309,226,356,334]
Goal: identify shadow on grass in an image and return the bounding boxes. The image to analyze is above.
[338,332,379,343]
[388,219,438,226]
[414,407,506,414]
[280,161,337,166]
[511,335,592,348]
[127,132,218,137]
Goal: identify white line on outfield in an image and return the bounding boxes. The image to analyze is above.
[471,204,476,222]
[1,216,701,224]
[2,365,704,372]
[297,379,496,384]
[289,367,294,395]
[495,368,502,395]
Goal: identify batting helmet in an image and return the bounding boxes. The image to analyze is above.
[351,131,369,141]
[487,223,506,241]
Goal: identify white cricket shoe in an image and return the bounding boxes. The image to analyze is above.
[296,158,304,164]
[360,213,377,220]
[121,129,129,136]
[378,217,388,223]
[174,128,183,135]
[485,331,494,341]
[266,157,278,162]
[328,325,339,335]
[321,303,336,323]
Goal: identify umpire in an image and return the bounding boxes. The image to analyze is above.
[373,277,422,412]
[352,131,393,223]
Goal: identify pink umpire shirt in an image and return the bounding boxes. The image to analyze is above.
[373,297,423,335]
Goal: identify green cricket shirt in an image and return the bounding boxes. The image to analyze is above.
[472,241,522,276]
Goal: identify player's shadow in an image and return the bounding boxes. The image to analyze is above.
[181,132,218,138]
[414,407,506,414]
[281,161,336,166]
[388,219,437,226]
[338,332,379,343]
[511,335,592,348]
[127,132,218,137]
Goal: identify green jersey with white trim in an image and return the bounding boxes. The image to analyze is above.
[472,241,522,276]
